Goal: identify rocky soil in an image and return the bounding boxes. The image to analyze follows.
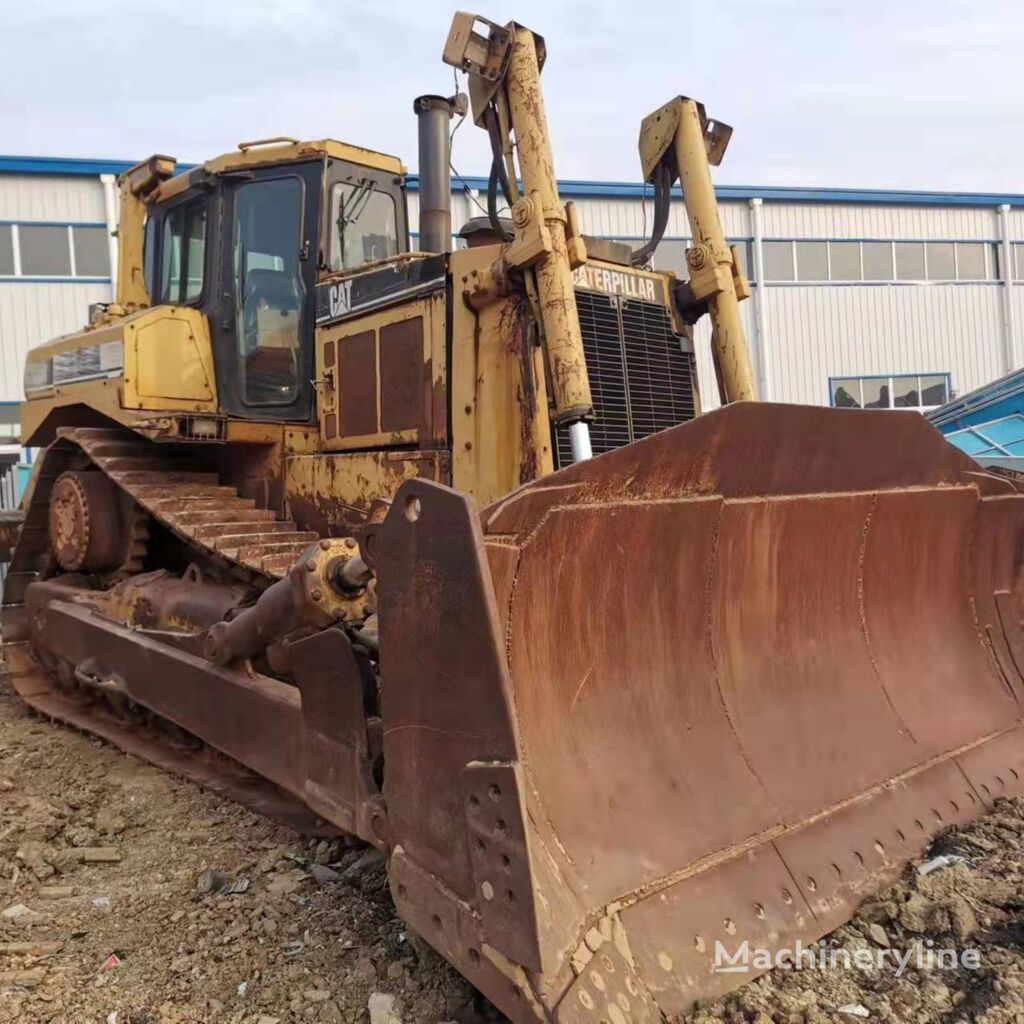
[7,673,1024,1024]
[0,683,477,1024]
[690,800,1024,1024]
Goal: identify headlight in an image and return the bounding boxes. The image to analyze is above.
[99,340,123,371]
[24,359,53,393]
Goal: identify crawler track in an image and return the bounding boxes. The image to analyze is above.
[1,426,332,833]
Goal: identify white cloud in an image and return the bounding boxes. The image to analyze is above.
[2,0,1023,191]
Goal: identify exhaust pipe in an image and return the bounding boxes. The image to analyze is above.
[413,94,460,254]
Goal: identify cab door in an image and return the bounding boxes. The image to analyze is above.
[212,161,322,421]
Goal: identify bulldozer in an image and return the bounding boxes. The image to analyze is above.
[5,12,1024,1023]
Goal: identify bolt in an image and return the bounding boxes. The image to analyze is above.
[306,560,316,572]
[465,441,473,451]
[311,589,323,601]
[319,539,331,551]
[345,538,356,549]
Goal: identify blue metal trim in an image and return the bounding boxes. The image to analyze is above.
[929,366,1024,431]
[435,174,1024,207]
[0,155,139,176]
[7,155,1024,208]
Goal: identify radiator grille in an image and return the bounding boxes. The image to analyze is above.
[554,290,697,468]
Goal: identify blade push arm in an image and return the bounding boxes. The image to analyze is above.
[640,97,756,402]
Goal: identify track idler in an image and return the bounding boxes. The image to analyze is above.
[204,538,373,666]
[49,469,144,573]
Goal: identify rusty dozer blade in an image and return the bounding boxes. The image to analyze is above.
[376,402,1024,1022]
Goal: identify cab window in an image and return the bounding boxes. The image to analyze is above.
[329,181,398,270]
[159,200,207,304]
[232,176,305,406]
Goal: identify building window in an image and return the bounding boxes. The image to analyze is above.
[861,241,894,280]
[795,241,828,280]
[925,241,956,280]
[651,239,689,276]
[72,226,110,277]
[651,238,757,283]
[830,373,951,412]
[1012,243,1024,280]
[829,241,862,280]
[731,240,755,282]
[763,240,795,281]
[762,239,998,283]
[955,242,987,281]
[0,222,111,279]
[19,225,72,276]
[894,242,926,280]
[0,225,13,276]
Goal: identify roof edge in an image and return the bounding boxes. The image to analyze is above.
[5,155,1024,208]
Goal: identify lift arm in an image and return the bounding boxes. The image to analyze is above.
[640,97,756,402]
[443,13,595,460]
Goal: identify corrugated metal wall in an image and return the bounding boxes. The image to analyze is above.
[0,282,110,401]
[2,168,1022,425]
[760,285,1005,406]
[0,174,112,415]
[0,173,106,222]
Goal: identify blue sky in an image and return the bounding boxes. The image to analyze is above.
[3,0,1023,191]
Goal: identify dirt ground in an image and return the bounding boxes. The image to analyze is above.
[689,804,1024,1024]
[0,683,477,1024]
[7,677,1024,1024]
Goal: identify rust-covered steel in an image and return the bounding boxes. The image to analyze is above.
[375,402,1024,1020]
[0,508,24,563]
[52,426,317,578]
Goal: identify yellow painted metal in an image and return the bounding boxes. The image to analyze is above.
[672,98,756,402]
[155,139,404,205]
[502,25,592,426]
[124,308,217,409]
[115,156,176,309]
[449,246,553,506]
[285,451,447,535]
[20,305,218,446]
[20,377,126,447]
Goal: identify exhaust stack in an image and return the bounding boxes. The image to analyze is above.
[413,95,461,254]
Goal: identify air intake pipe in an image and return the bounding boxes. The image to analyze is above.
[413,94,464,254]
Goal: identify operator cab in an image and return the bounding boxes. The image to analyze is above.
[142,139,409,423]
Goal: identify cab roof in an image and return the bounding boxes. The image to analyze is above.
[154,138,405,202]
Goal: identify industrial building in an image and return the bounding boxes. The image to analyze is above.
[3,153,1024,442]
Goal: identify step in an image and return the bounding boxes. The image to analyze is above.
[82,441,159,459]
[174,508,278,530]
[212,529,315,552]
[113,470,220,487]
[98,456,207,474]
[132,484,239,500]
[235,539,319,563]
[191,519,299,542]
[218,533,319,559]
[146,496,257,513]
